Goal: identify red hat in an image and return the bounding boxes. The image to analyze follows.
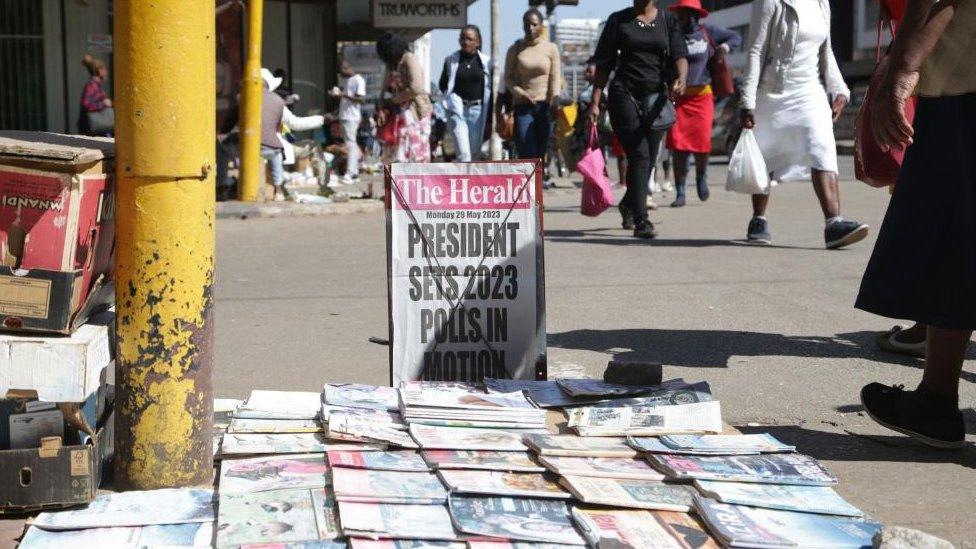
[668,0,709,17]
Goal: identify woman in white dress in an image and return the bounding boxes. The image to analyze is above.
[740,0,869,249]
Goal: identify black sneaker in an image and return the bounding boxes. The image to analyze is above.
[860,383,965,449]
[746,217,771,245]
[619,203,635,230]
[634,220,657,239]
[825,220,869,249]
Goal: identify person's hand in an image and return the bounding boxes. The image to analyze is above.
[587,103,601,127]
[376,110,387,126]
[517,89,534,104]
[831,94,848,122]
[670,76,686,97]
[871,66,918,152]
[740,109,755,129]
[103,98,113,108]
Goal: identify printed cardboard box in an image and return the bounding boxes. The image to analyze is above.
[0,131,115,333]
[0,310,113,403]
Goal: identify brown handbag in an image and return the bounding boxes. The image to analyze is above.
[702,25,735,97]
[497,112,515,141]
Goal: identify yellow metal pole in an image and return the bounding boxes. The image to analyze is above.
[113,0,215,489]
[238,0,264,202]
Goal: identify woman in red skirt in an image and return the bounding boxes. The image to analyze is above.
[666,0,741,207]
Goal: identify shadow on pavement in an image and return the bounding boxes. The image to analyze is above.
[548,328,976,373]
[545,230,826,250]
[738,424,976,469]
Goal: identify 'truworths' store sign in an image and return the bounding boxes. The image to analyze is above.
[372,0,468,29]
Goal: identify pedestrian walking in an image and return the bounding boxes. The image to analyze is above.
[78,54,113,136]
[377,32,433,163]
[504,8,561,181]
[588,0,689,239]
[334,60,367,184]
[856,0,975,449]
[438,25,492,162]
[740,0,868,248]
[666,0,741,208]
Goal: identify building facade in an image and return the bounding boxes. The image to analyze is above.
[551,18,601,99]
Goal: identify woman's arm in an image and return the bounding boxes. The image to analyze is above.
[708,24,743,52]
[438,57,451,94]
[586,13,619,125]
[392,53,425,105]
[672,58,689,96]
[504,43,530,102]
[281,107,324,131]
[546,43,561,105]
[740,0,776,114]
[667,13,690,95]
[819,1,851,104]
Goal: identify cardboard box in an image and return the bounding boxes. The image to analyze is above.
[0,311,113,403]
[0,399,113,512]
[0,131,115,334]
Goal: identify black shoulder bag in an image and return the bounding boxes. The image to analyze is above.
[629,11,677,131]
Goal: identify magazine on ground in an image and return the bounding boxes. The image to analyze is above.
[19,523,214,549]
[694,496,881,548]
[569,401,723,436]
[216,487,339,546]
[348,539,464,548]
[219,453,329,493]
[338,501,460,541]
[422,450,545,472]
[571,508,720,549]
[322,406,405,427]
[399,382,531,410]
[331,467,448,504]
[236,390,323,420]
[409,425,530,451]
[559,475,694,512]
[536,455,665,480]
[649,453,838,486]
[574,382,715,410]
[556,379,666,398]
[324,383,400,411]
[448,495,586,546]
[32,489,214,530]
[328,418,419,448]
[327,450,430,472]
[466,543,575,549]
[522,434,638,458]
[629,437,760,455]
[228,418,323,434]
[659,434,794,454]
[405,418,548,429]
[437,470,571,499]
[221,433,386,455]
[694,481,864,517]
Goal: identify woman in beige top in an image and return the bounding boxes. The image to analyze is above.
[377,32,433,162]
[504,9,560,176]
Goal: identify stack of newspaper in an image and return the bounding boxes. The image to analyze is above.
[399,381,546,429]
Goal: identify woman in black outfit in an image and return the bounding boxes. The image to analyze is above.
[588,0,688,239]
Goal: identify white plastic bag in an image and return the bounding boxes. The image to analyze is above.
[725,129,771,195]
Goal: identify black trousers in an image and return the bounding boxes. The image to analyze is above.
[607,87,665,223]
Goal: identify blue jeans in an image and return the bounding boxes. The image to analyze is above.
[514,101,551,160]
[260,146,284,187]
[448,101,486,162]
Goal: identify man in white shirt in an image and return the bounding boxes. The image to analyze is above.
[334,60,367,184]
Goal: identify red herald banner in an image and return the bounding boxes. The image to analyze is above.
[386,161,546,385]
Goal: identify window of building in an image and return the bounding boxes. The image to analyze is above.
[0,0,47,130]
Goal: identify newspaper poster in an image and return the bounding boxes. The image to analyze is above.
[386,161,546,384]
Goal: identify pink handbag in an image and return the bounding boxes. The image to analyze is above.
[577,126,614,217]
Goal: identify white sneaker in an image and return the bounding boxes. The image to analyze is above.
[342,175,359,185]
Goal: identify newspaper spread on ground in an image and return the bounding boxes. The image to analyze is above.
[571,508,720,549]
[331,468,448,504]
[448,495,586,545]
[649,453,838,485]
[338,501,460,541]
[348,539,463,548]
[409,425,531,451]
[32,489,214,530]
[559,476,694,512]
[694,481,864,517]
[694,496,882,548]
[324,383,400,411]
[328,416,419,448]
[19,523,214,549]
[659,434,794,454]
[218,453,329,493]
[216,487,339,546]
[485,379,695,408]
[221,433,386,455]
[228,418,323,434]
[327,450,430,472]
[399,382,546,428]
[236,390,323,420]
[422,450,545,472]
[557,379,666,398]
[583,382,715,409]
[536,455,665,480]
[522,434,638,458]
[630,437,759,456]
[569,401,723,436]
[437,470,570,499]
